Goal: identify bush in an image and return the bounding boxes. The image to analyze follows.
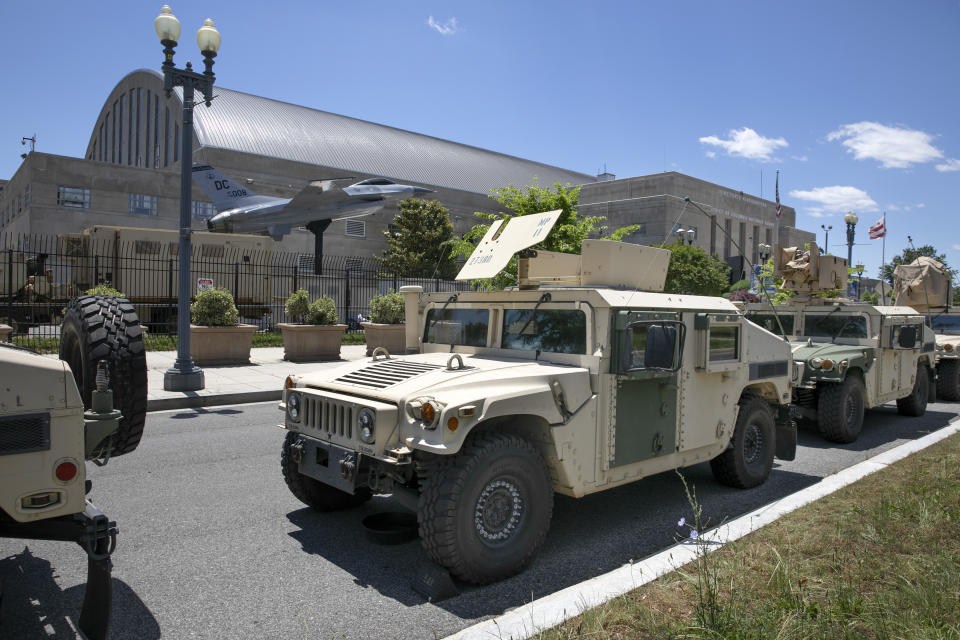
[727,289,760,303]
[191,287,239,326]
[85,283,125,297]
[727,279,751,293]
[308,296,338,325]
[284,289,312,324]
[368,291,405,324]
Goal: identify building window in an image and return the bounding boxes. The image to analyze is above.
[24,186,29,208]
[723,219,732,258]
[118,94,124,165]
[164,107,171,167]
[129,193,158,216]
[345,219,366,237]
[58,186,91,209]
[192,200,217,221]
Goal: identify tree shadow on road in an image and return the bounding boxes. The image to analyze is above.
[0,546,159,640]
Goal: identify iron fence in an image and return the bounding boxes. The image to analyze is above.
[1,232,473,352]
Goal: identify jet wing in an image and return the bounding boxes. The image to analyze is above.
[285,178,357,213]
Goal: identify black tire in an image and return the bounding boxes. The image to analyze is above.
[897,363,929,417]
[710,395,775,489]
[59,295,147,457]
[418,432,553,585]
[936,359,960,401]
[280,432,371,511]
[817,374,865,443]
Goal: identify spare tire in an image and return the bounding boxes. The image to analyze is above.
[59,295,147,457]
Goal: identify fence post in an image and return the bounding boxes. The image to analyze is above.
[94,255,100,285]
[6,249,12,328]
[293,264,298,294]
[168,258,175,333]
[234,262,240,305]
[344,268,351,328]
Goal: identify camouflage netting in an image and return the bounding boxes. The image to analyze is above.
[893,257,950,310]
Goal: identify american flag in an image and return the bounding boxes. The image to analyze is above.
[775,171,781,218]
[869,215,886,239]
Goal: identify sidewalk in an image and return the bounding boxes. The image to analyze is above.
[146,345,370,411]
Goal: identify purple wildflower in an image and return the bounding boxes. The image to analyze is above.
[677,517,686,527]
[690,530,699,540]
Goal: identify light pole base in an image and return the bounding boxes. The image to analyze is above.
[163,366,205,391]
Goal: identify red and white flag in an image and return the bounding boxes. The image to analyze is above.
[775,171,781,218]
[869,215,886,239]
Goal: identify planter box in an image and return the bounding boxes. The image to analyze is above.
[278,323,346,362]
[0,324,12,342]
[361,322,406,356]
[189,324,257,366]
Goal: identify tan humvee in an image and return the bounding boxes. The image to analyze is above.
[279,212,796,585]
[0,295,147,640]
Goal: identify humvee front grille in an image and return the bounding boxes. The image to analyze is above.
[302,396,354,439]
[0,413,51,456]
[335,360,441,389]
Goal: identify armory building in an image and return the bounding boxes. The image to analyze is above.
[1,69,813,270]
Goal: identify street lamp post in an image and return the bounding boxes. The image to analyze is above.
[674,227,695,245]
[821,224,832,254]
[157,5,221,392]
[844,211,858,267]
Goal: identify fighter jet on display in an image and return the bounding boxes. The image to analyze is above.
[192,164,434,239]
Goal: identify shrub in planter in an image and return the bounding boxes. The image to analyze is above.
[189,288,254,365]
[363,291,406,356]
[278,292,345,361]
[85,283,126,297]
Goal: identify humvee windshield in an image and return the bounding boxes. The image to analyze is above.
[931,314,960,335]
[803,313,869,340]
[501,309,586,354]
[746,312,795,335]
[424,308,488,347]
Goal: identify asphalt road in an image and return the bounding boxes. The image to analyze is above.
[2,399,958,640]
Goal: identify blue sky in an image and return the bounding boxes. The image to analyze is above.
[1,0,957,279]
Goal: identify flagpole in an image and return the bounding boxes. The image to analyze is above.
[880,213,886,305]
[774,170,780,247]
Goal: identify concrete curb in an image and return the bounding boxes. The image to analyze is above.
[444,417,960,640]
[146,390,281,412]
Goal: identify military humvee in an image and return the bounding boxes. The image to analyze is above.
[891,256,959,401]
[279,211,796,584]
[745,246,936,443]
[0,295,147,640]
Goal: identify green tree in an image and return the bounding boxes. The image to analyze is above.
[880,244,949,286]
[653,241,730,296]
[380,198,457,278]
[453,179,639,289]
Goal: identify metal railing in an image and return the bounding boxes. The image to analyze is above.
[1,232,472,351]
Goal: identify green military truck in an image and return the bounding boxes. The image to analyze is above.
[0,295,147,640]
[744,245,935,443]
[278,211,796,584]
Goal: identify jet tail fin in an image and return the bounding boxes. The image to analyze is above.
[192,164,261,212]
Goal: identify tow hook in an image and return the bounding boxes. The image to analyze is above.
[340,451,358,480]
[290,437,305,465]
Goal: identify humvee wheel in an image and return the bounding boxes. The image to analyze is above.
[59,295,147,457]
[280,432,371,511]
[710,395,775,489]
[936,360,960,401]
[897,364,929,417]
[817,374,865,443]
[418,432,553,585]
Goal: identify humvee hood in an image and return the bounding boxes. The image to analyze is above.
[790,341,866,363]
[297,352,590,405]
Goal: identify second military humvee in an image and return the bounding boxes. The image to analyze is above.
[278,212,796,584]
[746,246,935,443]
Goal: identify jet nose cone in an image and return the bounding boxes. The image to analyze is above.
[413,186,435,194]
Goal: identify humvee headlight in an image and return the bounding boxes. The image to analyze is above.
[820,358,834,371]
[946,344,954,352]
[287,392,301,422]
[358,409,376,444]
[811,357,823,368]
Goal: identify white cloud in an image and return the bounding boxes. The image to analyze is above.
[704,150,716,158]
[699,127,788,162]
[789,185,878,218]
[791,155,809,162]
[936,158,960,172]
[827,122,944,169]
[427,16,458,35]
[953,244,960,251]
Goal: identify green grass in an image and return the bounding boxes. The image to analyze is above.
[536,431,960,640]
[12,330,366,354]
